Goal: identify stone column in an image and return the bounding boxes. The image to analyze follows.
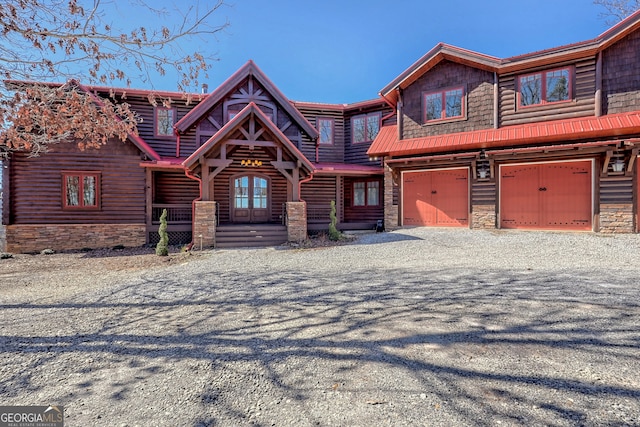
[193,201,217,248]
[286,201,307,242]
[471,204,497,229]
[599,203,634,233]
[384,163,399,230]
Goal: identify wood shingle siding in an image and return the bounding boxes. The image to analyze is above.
[401,60,494,139]
[602,30,640,114]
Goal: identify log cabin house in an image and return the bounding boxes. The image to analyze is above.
[0,61,392,252]
[368,10,640,234]
[3,11,640,253]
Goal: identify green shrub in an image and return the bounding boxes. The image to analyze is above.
[155,208,169,256]
[328,200,342,241]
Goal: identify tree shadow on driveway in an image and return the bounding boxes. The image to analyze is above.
[1,261,639,426]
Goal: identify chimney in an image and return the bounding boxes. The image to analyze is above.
[201,83,208,94]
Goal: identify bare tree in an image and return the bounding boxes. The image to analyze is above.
[0,0,228,156]
[594,0,640,24]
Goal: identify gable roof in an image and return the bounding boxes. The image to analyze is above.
[175,60,319,139]
[381,9,640,106]
[183,102,314,173]
[4,80,162,161]
[368,111,640,157]
[76,83,161,161]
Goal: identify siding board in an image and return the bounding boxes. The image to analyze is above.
[9,139,146,224]
[499,59,596,126]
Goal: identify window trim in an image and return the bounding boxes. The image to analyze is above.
[317,117,334,145]
[423,86,466,124]
[155,107,176,138]
[351,112,381,145]
[517,66,573,109]
[352,179,381,207]
[62,171,101,210]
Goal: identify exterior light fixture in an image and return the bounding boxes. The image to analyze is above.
[240,159,263,167]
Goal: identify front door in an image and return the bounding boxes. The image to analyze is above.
[232,174,270,223]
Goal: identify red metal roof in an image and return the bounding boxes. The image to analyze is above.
[368,111,640,157]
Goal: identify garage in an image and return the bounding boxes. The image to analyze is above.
[402,168,469,227]
[500,160,593,231]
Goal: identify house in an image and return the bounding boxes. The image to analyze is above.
[0,62,392,253]
[368,10,640,234]
[4,12,640,254]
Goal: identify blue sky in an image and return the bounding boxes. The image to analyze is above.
[155,0,613,104]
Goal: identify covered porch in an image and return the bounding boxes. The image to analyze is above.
[182,103,314,247]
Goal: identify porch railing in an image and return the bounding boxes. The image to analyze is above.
[152,203,192,224]
[306,204,332,222]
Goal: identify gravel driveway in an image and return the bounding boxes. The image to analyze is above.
[1,228,639,426]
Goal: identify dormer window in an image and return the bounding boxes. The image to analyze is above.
[424,87,464,122]
[155,107,176,137]
[318,118,334,145]
[352,112,381,144]
[519,67,572,107]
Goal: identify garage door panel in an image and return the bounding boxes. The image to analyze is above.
[500,161,592,231]
[500,166,540,227]
[433,171,469,226]
[544,164,592,229]
[402,172,435,226]
[403,169,468,227]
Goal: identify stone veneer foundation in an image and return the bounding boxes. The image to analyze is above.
[5,223,146,253]
[599,203,634,233]
[471,204,497,229]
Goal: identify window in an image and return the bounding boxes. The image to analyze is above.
[519,67,571,107]
[352,113,381,144]
[353,180,380,207]
[62,171,100,209]
[424,87,464,122]
[155,108,176,137]
[318,118,334,145]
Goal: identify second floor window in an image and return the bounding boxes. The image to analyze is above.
[519,67,571,107]
[424,87,464,122]
[318,118,334,145]
[156,107,176,137]
[352,113,381,144]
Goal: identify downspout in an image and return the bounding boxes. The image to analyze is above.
[298,172,315,202]
[184,168,202,250]
[315,139,319,163]
[595,51,602,117]
[493,72,499,129]
[175,130,181,157]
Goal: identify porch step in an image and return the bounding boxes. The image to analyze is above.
[215,224,288,248]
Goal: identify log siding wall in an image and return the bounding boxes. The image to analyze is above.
[9,139,146,225]
[401,61,494,139]
[498,58,596,126]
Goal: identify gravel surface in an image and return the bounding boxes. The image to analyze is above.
[1,227,640,426]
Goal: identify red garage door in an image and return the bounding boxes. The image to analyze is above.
[500,160,592,230]
[402,168,469,227]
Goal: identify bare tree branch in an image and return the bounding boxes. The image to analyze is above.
[0,0,228,156]
[594,0,640,24]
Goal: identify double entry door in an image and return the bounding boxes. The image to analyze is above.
[232,174,270,223]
